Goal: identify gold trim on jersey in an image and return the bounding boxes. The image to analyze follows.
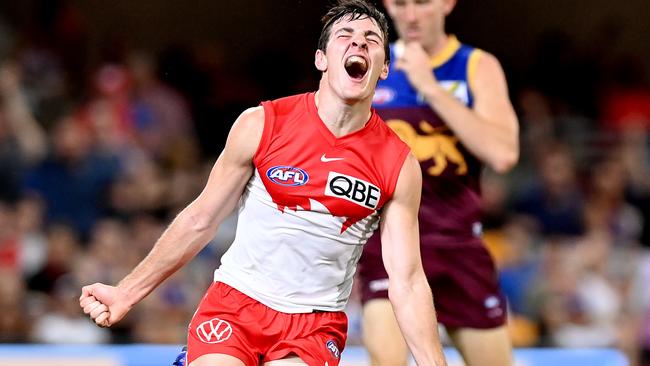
[429,35,461,68]
[467,49,483,95]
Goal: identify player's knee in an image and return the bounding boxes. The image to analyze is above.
[188,353,246,366]
[364,337,408,366]
[263,357,308,365]
[361,298,409,365]
[367,351,409,366]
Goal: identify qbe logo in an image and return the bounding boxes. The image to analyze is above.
[266,166,309,186]
[325,171,380,209]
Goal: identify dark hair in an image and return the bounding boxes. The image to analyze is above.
[318,0,390,63]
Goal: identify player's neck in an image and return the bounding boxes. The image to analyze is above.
[314,90,372,138]
[423,33,450,58]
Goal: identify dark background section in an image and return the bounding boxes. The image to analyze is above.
[3,0,648,96]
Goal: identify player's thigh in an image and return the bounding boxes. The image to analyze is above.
[263,356,307,365]
[362,299,408,365]
[447,325,512,366]
[189,353,246,366]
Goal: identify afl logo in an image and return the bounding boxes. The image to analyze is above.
[326,339,340,359]
[196,317,233,344]
[373,87,395,105]
[266,166,309,186]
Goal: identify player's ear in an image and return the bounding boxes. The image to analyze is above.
[380,61,389,80]
[315,49,328,72]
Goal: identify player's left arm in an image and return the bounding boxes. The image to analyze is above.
[424,51,519,173]
[380,153,447,366]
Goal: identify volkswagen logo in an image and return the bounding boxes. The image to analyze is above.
[196,317,233,344]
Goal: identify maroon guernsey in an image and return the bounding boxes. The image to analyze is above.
[358,38,507,329]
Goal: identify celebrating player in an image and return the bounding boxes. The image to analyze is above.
[80,1,447,365]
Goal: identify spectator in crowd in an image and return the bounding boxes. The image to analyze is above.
[23,115,121,238]
[514,142,585,238]
[0,61,47,203]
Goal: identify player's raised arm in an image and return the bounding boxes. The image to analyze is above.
[79,106,264,327]
[379,153,447,366]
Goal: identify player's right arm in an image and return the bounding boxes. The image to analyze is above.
[395,42,519,173]
[380,153,447,366]
[79,106,265,327]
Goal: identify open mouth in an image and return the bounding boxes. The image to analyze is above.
[344,55,368,80]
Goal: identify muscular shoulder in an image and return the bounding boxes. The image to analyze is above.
[461,48,510,108]
[401,153,422,184]
[472,50,508,90]
[230,106,264,140]
[223,106,265,164]
[475,51,504,74]
[392,153,422,204]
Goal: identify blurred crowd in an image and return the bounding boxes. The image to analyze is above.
[0,2,649,366]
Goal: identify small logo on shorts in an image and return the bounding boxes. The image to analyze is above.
[484,295,504,318]
[484,295,500,309]
[472,222,483,237]
[368,278,389,292]
[196,317,233,344]
[326,339,340,359]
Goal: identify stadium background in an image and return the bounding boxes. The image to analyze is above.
[0,0,649,365]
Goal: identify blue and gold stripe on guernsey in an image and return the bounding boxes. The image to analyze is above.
[429,36,480,108]
[374,35,481,109]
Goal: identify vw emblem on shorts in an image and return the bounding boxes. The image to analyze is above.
[196,317,233,344]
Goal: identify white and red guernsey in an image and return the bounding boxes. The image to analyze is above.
[214,92,410,313]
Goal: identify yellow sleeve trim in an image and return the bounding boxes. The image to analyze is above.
[467,49,483,95]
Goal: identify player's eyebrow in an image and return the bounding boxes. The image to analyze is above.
[335,27,383,42]
[365,30,383,42]
[334,27,354,35]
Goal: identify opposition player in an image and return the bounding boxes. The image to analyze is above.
[79,1,447,365]
[358,0,519,365]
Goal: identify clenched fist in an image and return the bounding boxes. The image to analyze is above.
[79,283,132,327]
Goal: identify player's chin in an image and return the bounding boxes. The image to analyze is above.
[340,89,372,104]
[343,76,371,92]
[403,29,422,41]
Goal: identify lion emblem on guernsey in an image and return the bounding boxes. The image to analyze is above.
[387,119,467,176]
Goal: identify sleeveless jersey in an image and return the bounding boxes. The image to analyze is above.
[371,36,484,245]
[214,92,410,313]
